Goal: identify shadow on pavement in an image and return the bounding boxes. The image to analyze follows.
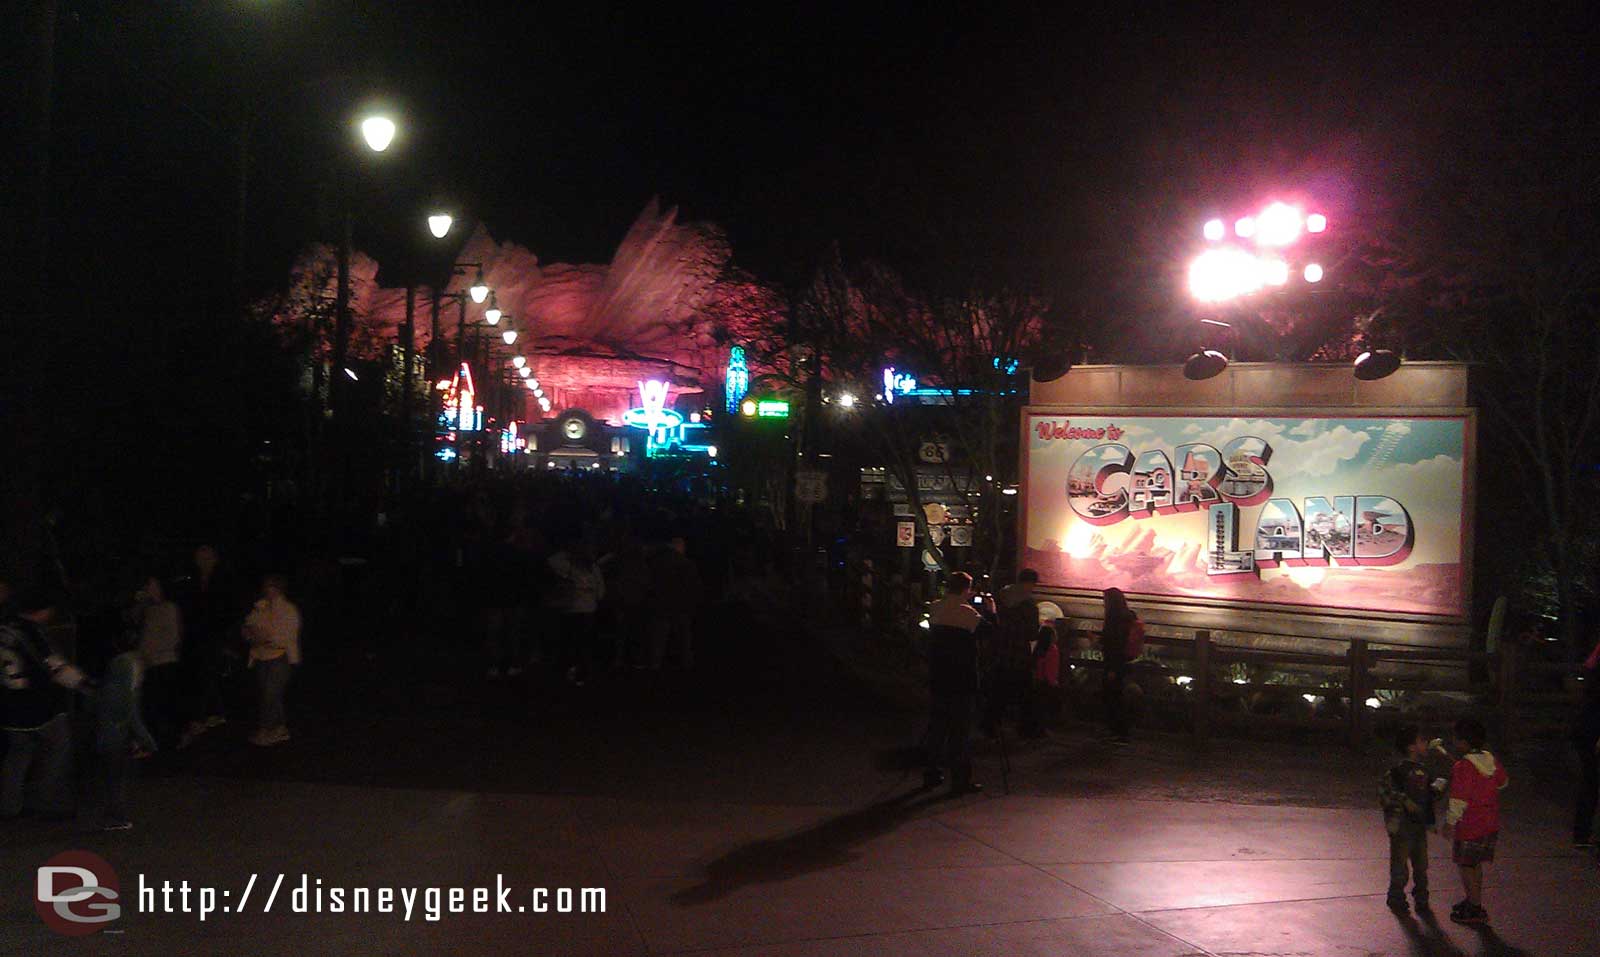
[1398,912,1468,957]
[669,786,958,906]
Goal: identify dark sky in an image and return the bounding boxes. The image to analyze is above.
[40,1,1594,310]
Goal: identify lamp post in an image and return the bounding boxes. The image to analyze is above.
[330,111,399,420]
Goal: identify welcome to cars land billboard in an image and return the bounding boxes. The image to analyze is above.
[1020,412,1471,619]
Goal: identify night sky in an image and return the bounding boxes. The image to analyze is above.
[42,1,1589,311]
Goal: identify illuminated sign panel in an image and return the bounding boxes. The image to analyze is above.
[756,400,789,418]
[1021,412,1469,618]
[725,346,749,413]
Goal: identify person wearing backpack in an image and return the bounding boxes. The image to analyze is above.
[1099,588,1141,744]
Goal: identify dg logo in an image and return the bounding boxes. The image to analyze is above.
[36,850,121,936]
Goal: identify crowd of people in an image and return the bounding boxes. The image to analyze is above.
[915,565,1600,928]
[0,554,300,830]
[0,471,792,832]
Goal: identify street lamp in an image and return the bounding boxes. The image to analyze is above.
[360,115,397,152]
[501,326,517,345]
[512,355,526,369]
[470,269,489,304]
[484,291,501,325]
[428,213,453,239]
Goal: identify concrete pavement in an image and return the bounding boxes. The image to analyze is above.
[2,654,1595,955]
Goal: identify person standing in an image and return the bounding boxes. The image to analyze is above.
[1099,588,1139,744]
[985,569,1041,739]
[647,537,700,671]
[1,590,89,819]
[1379,725,1440,913]
[131,575,182,749]
[243,575,301,747]
[923,573,989,794]
[1572,644,1600,850]
[178,545,237,746]
[548,542,605,687]
[1440,717,1509,925]
[95,630,158,830]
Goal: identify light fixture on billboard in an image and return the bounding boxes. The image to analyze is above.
[1183,349,1229,381]
[1353,349,1402,381]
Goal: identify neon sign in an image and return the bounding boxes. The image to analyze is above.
[725,346,749,414]
[441,362,483,432]
[756,399,790,418]
[882,367,917,403]
[500,420,527,455]
[622,379,683,446]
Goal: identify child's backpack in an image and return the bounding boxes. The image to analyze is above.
[1126,618,1146,659]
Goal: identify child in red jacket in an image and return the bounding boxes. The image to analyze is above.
[1438,717,1509,925]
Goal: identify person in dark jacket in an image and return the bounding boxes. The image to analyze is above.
[1573,646,1600,849]
[1099,587,1136,743]
[983,570,1041,739]
[177,545,239,746]
[1380,724,1442,913]
[1,590,90,819]
[923,572,990,793]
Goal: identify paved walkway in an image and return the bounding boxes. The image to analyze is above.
[2,648,1595,955]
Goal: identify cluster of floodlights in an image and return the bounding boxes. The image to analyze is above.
[1183,202,1400,382]
[1188,201,1327,304]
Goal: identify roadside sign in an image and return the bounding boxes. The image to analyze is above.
[948,525,973,547]
[795,470,828,504]
[895,521,916,547]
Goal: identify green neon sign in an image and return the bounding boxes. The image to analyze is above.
[756,400,790,418]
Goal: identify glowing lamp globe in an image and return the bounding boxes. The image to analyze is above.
[1188,247,1263,303]
[1254,202,1302,246]
[360,116,396,152]
[427,214,453,239]
[485,306,502,325]
[1234,216,1256,238]
[1202,218,1225,241]
[512,355,526,369]
[1306,213,1328,233]
[740,399,757,417]
[1303,263,1324,283]
[501,329,517,345]
[518,367,530,378]
[470,269,489,303]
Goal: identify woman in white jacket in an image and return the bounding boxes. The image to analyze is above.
[243,575,301,747]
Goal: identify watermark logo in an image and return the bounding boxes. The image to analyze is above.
[36,850,121,936]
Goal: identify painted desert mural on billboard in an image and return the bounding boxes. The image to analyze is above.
[1022,414,1469,618]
